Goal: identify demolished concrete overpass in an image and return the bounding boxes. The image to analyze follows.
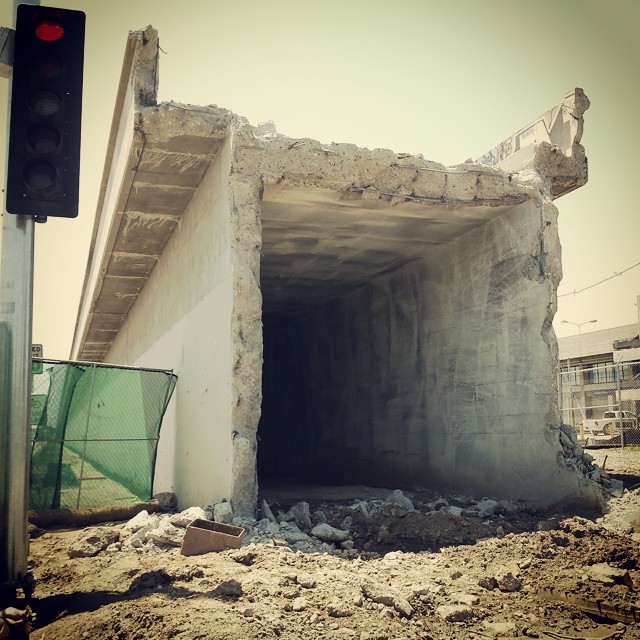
[72,27,596,514]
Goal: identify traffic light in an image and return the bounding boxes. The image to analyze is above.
[6,4,85,219]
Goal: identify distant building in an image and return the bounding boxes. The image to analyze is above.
[558,323,640,425]
[558,322,640,371]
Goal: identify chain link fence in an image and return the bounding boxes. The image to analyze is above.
[30,359,177,510]
[558,359,640,448]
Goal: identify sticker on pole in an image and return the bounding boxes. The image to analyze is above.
[32,343,43,374]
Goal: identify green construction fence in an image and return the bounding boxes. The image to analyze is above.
[30,359,177,510]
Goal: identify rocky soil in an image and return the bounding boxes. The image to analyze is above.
[13,447,640,639]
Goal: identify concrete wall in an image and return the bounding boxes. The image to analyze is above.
[107,137,235,509]
[259,198,578,504]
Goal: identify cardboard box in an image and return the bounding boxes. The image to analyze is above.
[180,519,245,556]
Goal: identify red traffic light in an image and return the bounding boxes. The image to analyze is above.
[7,5,85,218]
[34,21,65,42]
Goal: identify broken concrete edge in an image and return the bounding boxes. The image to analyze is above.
[126,27,571,212]
[556,423,623,512]
[476,88,590,199]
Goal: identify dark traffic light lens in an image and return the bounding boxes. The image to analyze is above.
[23,160,57,190]
[29,90,62,116]
[32,54,62,78]
[27,124,61,154]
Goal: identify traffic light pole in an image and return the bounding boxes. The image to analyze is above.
[0,211,34,596]
[0,0,38,598]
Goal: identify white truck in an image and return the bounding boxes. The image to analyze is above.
[579,411,638,439]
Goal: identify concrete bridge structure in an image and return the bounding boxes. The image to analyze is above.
[72,27,595,514]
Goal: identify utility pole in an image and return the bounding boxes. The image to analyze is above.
[0,0,37,599]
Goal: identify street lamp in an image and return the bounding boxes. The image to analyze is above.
[561,319,597,334]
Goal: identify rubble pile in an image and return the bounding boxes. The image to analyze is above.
[63,426,627,561]
[28,447,640,639]
[67,489,527,559]
[558,424,624,497]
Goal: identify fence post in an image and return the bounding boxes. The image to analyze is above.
[566,358,573,428]
[74,363,98,509]
[617,360,624,448]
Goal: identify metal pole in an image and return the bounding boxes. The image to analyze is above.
[0,0,38,593]
[616,359,624,449]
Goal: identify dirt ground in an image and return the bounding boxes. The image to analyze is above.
[14,448,640,640]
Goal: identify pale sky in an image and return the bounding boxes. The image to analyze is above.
[1,0,639,359]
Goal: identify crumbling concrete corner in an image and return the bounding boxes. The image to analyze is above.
[477,88,589,199]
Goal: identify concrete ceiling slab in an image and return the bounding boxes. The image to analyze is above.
[260,185,521,316]
[111,212,179,255]
[106,252,158,279]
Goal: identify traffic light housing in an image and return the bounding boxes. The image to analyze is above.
[6,4,85,219]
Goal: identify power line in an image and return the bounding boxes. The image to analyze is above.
[558,261,640,297]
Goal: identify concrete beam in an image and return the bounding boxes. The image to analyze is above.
[0,27,13,79]
[476,88,590,198]
[71,27,234,362]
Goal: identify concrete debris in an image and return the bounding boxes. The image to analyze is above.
[383,489,415,514]
[493,566,523,592]
[287,501,313,531]
[585,563,633,588]
[213,501,234,524]
[558,424,624,498]
[121,509,159,534]
[66,473,640,563]
[63,487,532,557]
[147,520,184,547]
[428,497,450,511]
[435,604,474,622]
[68,526,120,558]
[259,499,276,522]
[349,500,371,517]
[310,523,350,543]
[278,502,313,531]
[169,506,208,527]
[153,491,178,510]
[279,522,312,545]
[312,509,328,524]
[471,499,500,517]
[361,581,414,618]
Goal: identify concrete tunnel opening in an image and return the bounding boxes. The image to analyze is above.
[256,192,429,489]
[254,181,554,499]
